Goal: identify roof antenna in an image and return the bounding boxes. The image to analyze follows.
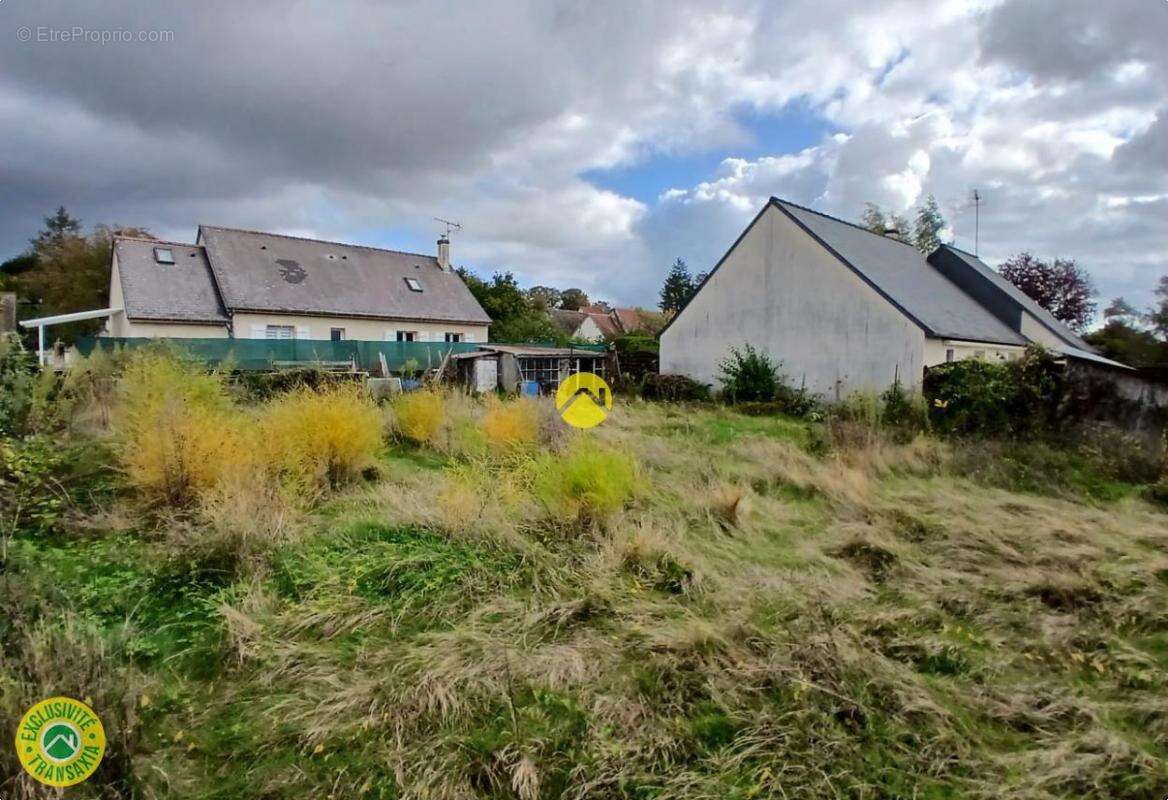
[970,189,982,257]
[434,217,462,239]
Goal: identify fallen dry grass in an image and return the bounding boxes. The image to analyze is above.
[4,391,1167,799]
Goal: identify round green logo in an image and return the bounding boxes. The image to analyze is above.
[15,697,106,787]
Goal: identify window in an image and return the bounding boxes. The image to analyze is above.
[444,332,463,343]
[945,348,955,363]
[404,277,423,292]
[396,330,416,342]
[265,325,295,340]
[154,247,175,264]
[330,327,345,342]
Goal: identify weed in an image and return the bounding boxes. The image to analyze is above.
[530,440,639,527]
[482,397,540,453]
[113,347,242,505]
[259,384,382,492]
[389,390,445,445]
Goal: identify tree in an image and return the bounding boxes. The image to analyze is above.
[1085,296,1163,366]
[526,285,562,311]
[7,212,151,344]
[455,268,567,344]
[659,258,696,314]
[558,288,589,311]
[861,203,911,244]
[861,203,886,234]
[31,206,82,252]
[999,252,1097,332]
[1148,276,1168,341]
[913,194,945,255]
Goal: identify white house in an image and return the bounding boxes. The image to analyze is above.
[659,197,1125,399]
[100,226,489,343]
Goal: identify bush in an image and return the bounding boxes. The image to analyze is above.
[390,390,446,444]
[231,367,345,401]
[0,437,68,537]
[0,332,37,435]
[482,397,540,453]
[879,380,929,439]
[641,373,710,402]
[114,348,245,505]
[530,441,639,525]
[259,385,383,491]
[924,345,1062,438]
[718,344,780,402]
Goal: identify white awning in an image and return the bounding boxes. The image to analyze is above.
[18,307,115,328]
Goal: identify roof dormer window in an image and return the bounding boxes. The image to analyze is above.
[154,247,175,264]
[404,277,423,292]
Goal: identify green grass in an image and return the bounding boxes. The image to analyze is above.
[3,400,1167,799]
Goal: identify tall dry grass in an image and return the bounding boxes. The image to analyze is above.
[114,348,244,505]
[482,396,541,453]
[389,390,446,445]
[259,384,382,493]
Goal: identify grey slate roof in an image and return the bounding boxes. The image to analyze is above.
[196,226,490,325]
[773,200,1027,346]
[113,238,228,324]
[930,245,1093,351]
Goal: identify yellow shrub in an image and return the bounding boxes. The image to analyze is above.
[530,440,640,525]
[115,348,245,504]
[391,390,445,445]
[259,385,383,492]
[482,397,540,453]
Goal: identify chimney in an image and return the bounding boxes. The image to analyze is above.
[437,237,450,271]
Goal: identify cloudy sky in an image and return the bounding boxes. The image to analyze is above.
[2,0,1165,314]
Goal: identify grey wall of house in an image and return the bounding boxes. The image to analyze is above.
[659,203,927,399]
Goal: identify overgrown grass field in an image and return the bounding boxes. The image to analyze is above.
[2,347,1168,799]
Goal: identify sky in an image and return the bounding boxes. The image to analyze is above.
[1,0,1165,316]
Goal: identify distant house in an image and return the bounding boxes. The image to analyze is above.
[99,227,490,343]
[659,197,1126,398]
[550,305,662,342]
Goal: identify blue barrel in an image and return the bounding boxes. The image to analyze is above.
[520,380,540,397]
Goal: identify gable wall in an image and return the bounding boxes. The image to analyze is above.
[660,204,927,398]
[573,316,606,342]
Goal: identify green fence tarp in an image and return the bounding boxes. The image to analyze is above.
[75,336,607,372]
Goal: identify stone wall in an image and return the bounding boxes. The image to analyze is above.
[1063,361,1168,445]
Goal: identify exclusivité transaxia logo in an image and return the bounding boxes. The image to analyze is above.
[15,696,106,787]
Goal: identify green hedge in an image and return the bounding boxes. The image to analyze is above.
[923,346,1063,438]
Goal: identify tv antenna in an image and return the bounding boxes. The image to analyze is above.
[970,189,982,256]
[434,217,462,239]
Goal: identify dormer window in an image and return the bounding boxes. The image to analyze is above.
[404,277,423,292]
[154,247,175,264]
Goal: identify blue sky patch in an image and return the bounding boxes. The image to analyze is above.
[582,101,832,203]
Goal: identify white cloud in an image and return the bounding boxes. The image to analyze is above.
[0,0,1164,313]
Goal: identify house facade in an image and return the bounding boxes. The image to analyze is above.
[659,197,1124,398]
[104,227,490,343]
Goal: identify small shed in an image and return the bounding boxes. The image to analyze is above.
[453,344,608,394]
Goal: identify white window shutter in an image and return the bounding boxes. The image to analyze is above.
[296,326,310,340]
[251,324,265,339]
